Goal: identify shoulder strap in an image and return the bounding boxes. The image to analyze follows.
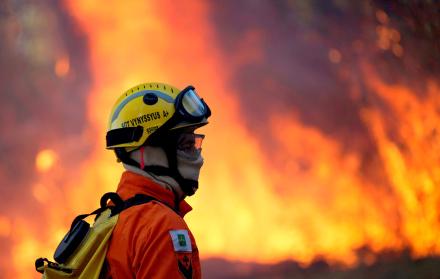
[65,192,158,233]
[110,193,159,216]
[36,192,160,273]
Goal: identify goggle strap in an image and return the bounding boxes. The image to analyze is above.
[202,98,211,118]
[106,126,143,147]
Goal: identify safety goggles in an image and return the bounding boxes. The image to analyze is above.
[173,86,211,123]
[177,133,205,153]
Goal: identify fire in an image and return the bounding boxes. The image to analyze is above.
[6,1,440,278]
[361,68,440,257]
[32,183,50,203]
[328,48,342,64]
[35,149,57,172]
[0,216,11,237]
[54,55,70,77]
[375,9,403,57]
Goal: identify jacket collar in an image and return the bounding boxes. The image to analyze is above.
[116,171,192,217]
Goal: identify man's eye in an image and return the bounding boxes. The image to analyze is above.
[178,143,193,150]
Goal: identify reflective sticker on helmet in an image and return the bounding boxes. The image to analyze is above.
[111,90,174,123]
[169,230,192,252]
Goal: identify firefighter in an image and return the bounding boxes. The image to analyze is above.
[104,82,211,278]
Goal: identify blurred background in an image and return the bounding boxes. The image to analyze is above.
[1,0,440,278]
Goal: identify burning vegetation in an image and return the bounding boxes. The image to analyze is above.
[0,0,439,278]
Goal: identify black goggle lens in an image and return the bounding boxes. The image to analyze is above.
[177,133,205,151]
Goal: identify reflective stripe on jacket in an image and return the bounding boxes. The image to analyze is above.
[105,171,201,279]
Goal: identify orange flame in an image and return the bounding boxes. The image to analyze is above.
[361,67,440,257]
[35,149,57,173]
[54,56,70,77]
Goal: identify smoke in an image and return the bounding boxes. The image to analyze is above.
[206,2,383,199]
[208,2,369,134]
[207,0,440,188]
[0,0,91,201]
[0,0,91,274]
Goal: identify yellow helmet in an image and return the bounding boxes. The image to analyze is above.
[106,82,210,150]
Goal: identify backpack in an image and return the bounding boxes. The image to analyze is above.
[35,192,157,279]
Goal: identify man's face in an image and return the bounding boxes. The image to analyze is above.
[174,129,206,195]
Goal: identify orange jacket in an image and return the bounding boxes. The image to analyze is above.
[104,171,201,279]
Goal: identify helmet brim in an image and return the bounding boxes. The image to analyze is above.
[169,118,209,131]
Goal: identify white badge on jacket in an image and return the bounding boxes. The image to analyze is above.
[169,230,192,252]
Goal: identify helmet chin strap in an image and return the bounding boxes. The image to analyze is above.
[143,143,198,196]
